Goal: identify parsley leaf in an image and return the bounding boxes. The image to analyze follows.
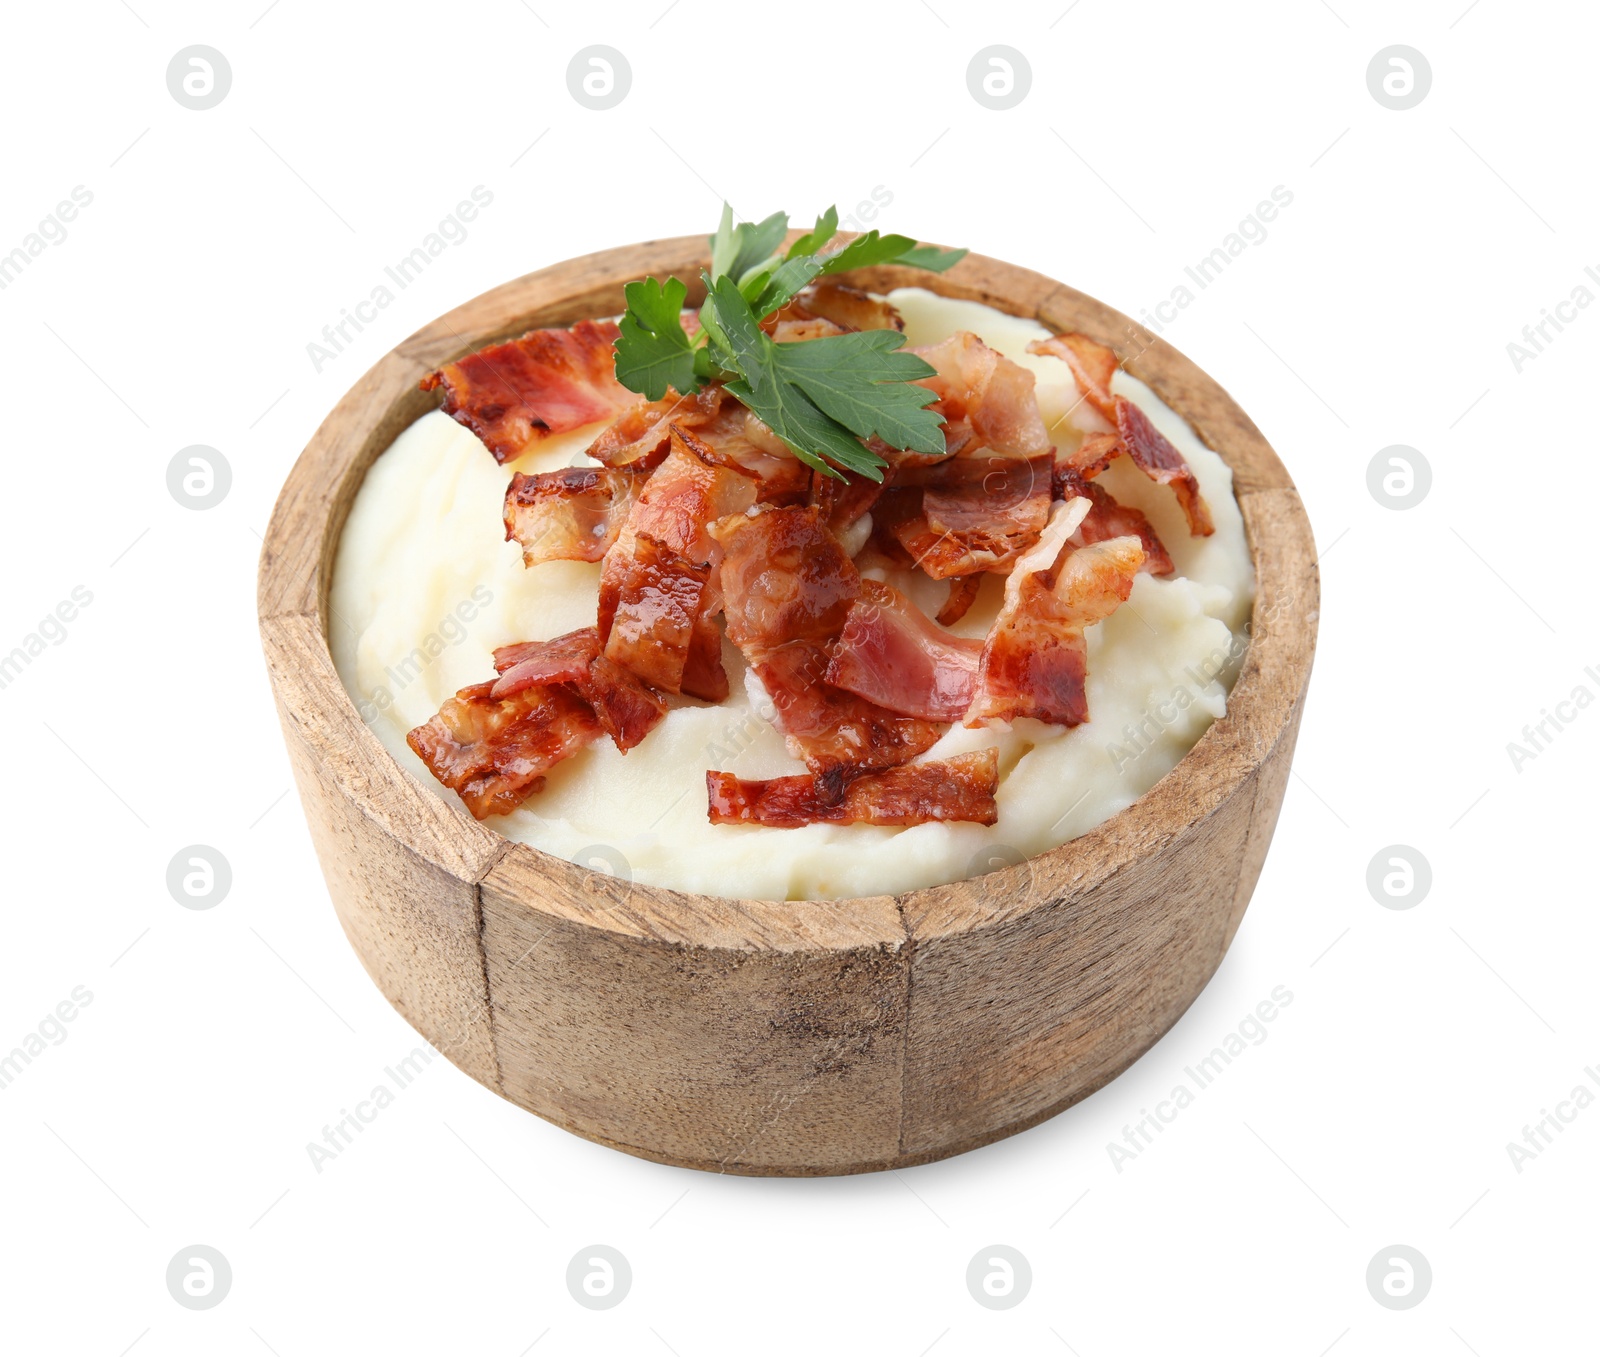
[892,243,969,273]
[818,230,919,274]
[728,376,890,479]
[746,254,825,316]
[785,205,839,260]
[771,330,946,456]
[818,230,967,276]
[704,274,942,481]
[613,275,695,400]
[709,204,791,284]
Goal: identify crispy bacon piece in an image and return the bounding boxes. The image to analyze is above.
[794,279,904,333]
[1027,332,1120,424]
[764,280,901,340]
[1054,415,1210,539]
[1050,536,1147,624]
[407,680,602,819]
[764,290,849,343]
[874,452,1052,579]
[965,499,1145,727]
[1056,470,1174,576]
[712,504,862,650]
[421,319,634,464]
[760,281,887,344]
[912,331,1052,458]
[972,628,1089,727]
[706,749,999,828]
[489,627,665,751]
[1059,431,1125,478]
[919,453,1051,539]
[598,428,760,700]
[711,506,942,771]
[682,403,811,504]
[503,466,639,565]
[826,581,984,722]
[490,629,598,691]
[682,612,730,705]
[771,316,849,342]
[603,429,760,592]
[873,488,982,579]
[605,532,715,696]
[1029,333,1214,537]
[752,642,944,772]
[1115,396,1214,537]
[809,442,950,543]
[810,464,887,536]
[937,573,983,626]
[584,385,724,470]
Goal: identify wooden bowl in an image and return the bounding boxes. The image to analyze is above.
[257,238,1318,1175]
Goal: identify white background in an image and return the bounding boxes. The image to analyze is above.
[1,1,1594,1353]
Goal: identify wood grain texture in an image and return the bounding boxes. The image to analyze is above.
[258,236,1319,1174]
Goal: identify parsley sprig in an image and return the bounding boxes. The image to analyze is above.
[612,204,967,481]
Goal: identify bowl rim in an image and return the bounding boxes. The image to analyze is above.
[258,236,1318,954]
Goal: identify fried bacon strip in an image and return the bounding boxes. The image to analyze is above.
[706,749,999,828]
[764,280,903,342]
[873,489,996,579]
[598,427,759,700]
[711,506,942,772]
[490,627,665,752]
[912,331,1052,458]
[918,452,1051,542]
[1028,332,1120,424]
[714,504,862,650]
[503,466,640,566]
[793,278,904,333]
[682,400,813,504]
[765,305,850,343]
[1059,431,1125,479]
[826,581,984,722]
[489,628,599,692]
[1056,470,1174,577]
[810,464,887,536]
[1114,395,1214,537]
[422,319,636,464]
[750,642,944,772]
[874,451,1053,579]
[1029,332,1214,537]
[603,429,760,603]
[407,681,602,819]
[604,532,715,695]
[584,384,724,470]
[965,499,1145,727]
[808,442,949,543]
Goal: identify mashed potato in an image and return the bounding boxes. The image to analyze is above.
[329,289,1254,899]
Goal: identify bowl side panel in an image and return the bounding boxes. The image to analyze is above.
[1224,701,1301,954]
[897,766,1257,1160]
[1222,487,1319,946]
[476,869,911,1174]
[892,476,1319,1163]
[262,614,505,1091]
